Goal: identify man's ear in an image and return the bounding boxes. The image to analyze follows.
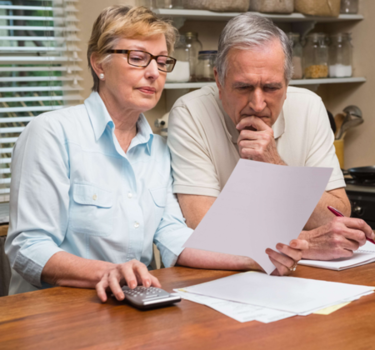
[214,68,223,100]
[90,52,105,78]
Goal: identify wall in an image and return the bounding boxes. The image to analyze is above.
[317,0,375,168]
[77,0,374,167]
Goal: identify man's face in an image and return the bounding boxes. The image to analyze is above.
[215,39,288,128]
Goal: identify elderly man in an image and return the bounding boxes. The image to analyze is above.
[168,13,374,260]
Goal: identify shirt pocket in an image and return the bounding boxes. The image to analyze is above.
[69,183,114,237]
[149,187,167,208]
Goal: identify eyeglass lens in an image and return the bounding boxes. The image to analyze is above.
[128,51,175,72]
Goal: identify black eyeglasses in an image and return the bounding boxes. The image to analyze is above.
[107,50,176,73]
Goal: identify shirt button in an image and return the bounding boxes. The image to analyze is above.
[92,194,97,200]
[128,192,133,199]
[134,222,140,228]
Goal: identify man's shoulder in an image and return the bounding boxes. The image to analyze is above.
[172,85,218,110]
[286,86,322,103]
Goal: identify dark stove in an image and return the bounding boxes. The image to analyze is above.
[345,178,375,229]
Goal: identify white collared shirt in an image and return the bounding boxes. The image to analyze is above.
[168,85,345,197]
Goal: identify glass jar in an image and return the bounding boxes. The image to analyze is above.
[166,35,190,83]
[303,33,329,79]
[340,0,358,14]
[184,32,203,82]
[196,50,217,82]
[288,32,303,79]
[329,33,353,78]
[155,0,182,9]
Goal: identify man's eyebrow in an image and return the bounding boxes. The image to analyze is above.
[232,82,283,89]
[232,82,254,88]
[263,82,283,88]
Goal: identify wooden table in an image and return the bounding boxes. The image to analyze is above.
[1,265,375,350]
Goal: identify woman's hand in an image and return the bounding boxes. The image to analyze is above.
[266,239,308,276]
[96,259,161,302]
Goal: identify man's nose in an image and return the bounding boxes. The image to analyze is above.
[145,58,160,80]
[248,88,266,113]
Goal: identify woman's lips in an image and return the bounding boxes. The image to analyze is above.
[137,87,156,94]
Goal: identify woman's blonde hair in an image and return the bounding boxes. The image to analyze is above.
[87,6,177,91]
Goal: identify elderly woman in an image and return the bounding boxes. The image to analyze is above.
[5,6,307,301]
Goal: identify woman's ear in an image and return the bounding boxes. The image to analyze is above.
[90,52,105,79]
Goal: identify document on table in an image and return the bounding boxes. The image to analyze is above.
[182,272,374,316]
[175,289,295,323]
[183,159,332,274]
[299,241,375,270]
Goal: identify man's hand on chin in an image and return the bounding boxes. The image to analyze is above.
[236,116,286,165]
[299,217,375,260]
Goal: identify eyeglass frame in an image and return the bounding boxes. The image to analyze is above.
[106,49,177,73]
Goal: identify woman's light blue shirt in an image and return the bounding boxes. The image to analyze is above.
[5,92,193,294]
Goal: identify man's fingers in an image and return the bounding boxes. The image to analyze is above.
[266,247,296,270]
[269,256,290,276]
[276,243,303,262]
[96,277,109,303]
[290,238,309,250]
[335,217,374,240]
[236,116,270,131]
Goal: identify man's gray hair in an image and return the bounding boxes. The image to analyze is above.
[216,13,293,86]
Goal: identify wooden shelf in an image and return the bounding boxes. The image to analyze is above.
[164,77,366,89]
[154,9,363,22]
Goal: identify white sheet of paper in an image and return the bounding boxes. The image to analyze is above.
[299,241,375,270]
[175,290,295,323]
[184,159,332,274]
[183,272,374,315]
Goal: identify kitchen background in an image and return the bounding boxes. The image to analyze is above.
[74,0,374,170]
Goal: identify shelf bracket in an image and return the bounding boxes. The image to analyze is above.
[291,21,317,37]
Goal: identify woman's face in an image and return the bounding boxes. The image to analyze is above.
[100,34,168,114]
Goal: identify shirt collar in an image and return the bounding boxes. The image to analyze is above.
[84,91,114,141]
[84,91,154,155]
[131,113,154,155]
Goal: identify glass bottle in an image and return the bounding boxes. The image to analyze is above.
[303,33,329,79]
[166,35,190,83]
[287,32,303,79]
[155,0,183,9]
[184,32,203,82]
[196,51,217,82]
[329,33,353,78]
[340,0,358,14]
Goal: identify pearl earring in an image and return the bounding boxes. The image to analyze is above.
[99,73,104,80]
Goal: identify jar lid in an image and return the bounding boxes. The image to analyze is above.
[185,32,198,38]
[198,50,218,54]
[330,32,352,40]
[287,32,300,39]
[306,32,327,43]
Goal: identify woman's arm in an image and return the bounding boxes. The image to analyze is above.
[43,251,161,302]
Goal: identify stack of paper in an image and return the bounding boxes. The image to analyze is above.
[177,272,373,323]
[175,289,295,323]
[299,241,375,270]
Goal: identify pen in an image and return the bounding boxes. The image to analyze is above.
[327,206,375,245]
